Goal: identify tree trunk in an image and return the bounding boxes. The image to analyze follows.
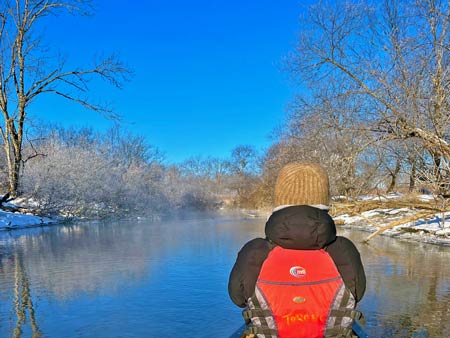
[3,124,22,196]
[9,158,20,196]
[387,159,401,193]
[409,159,416,192]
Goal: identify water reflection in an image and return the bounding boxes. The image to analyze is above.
[2,222,162,298]
[0,215,448,337]
[0,214,259,337]
[11,253,41,338]
[344,230,450,338]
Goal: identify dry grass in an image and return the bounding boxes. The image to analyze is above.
[330,195,443,217]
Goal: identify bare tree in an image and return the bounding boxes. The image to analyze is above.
[204,157,231,193]
[230,145,259,176]
[229,145,261,206]
[0,0,130,195]
[279,77,379,197]
[288,0,450,186]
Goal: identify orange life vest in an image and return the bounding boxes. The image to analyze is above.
[243,246,358,338]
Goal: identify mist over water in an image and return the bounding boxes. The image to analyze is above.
[0,212,449,337]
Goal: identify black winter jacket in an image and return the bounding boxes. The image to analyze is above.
[228,205,366,308]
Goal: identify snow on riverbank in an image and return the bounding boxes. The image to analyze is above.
[0,209,56,230]
[332,194,450,246]
[0,197,57,230]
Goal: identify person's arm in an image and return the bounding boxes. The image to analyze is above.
[228,238,272,307]
[326,236,366,302]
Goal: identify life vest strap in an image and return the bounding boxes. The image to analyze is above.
[329,309,365,324]
[325,309,365,337]
[243,325,278,336]
[325,326,358,337]
[242,308,273,322]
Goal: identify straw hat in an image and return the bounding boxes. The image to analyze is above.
[274,163,330,207]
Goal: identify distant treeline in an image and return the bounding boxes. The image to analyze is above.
[2,0,450,218]
[0,125,267,218]
[1,116,449,219]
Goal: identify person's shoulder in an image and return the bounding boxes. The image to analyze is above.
[240,237,270,251]
[236,238,272,260]
[330,235,358,248]
[327,236,362,260]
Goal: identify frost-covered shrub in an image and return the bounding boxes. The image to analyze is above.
[119,162,170,214]
[22,139,122,216]
[18,126,234,217]
[20,131,170,217]
[159,166,218,210]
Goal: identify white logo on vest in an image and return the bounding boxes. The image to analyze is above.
[289,266,306,278]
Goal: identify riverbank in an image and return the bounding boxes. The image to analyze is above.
[0,196,62,230]
[330,194,450,246]
[0,209,56,230]
[2,193,450,246]
[334,209,450,246]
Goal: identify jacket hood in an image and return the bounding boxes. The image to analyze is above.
[265,205,336,250]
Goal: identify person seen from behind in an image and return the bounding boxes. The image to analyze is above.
[228,163,366,338]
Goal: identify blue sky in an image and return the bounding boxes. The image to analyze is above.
[28,0,306,163]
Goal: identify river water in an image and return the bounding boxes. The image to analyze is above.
[0,211,449,338]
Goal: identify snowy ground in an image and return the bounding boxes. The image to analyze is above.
[0,209,56,230]
[333,194,450,246]
[0,197,57,230]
